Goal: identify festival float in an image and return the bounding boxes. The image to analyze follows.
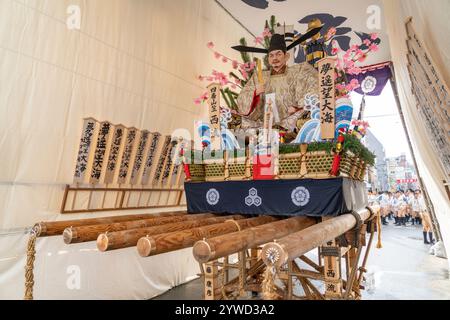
[25,16,384,301]
[180,16,382,300]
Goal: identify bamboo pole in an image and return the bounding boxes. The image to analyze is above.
[138,216,278,257]
[33,211,186,237]
[63,213,214,244]
[193,216,316,263]
[97,215,244,251]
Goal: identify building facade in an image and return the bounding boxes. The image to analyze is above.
[363,130,389,192]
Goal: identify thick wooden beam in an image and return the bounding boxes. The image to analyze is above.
[137,216,278,257]
[63,213,215,244]
[33,211,186,237]
[193,216,316,263]
[261,209,371,268]
[96,215,244,251]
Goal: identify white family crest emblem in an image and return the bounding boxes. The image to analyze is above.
[361,76,377,94]
[291,186,310,206]
[245,188,262,207]
[206,188,220,205]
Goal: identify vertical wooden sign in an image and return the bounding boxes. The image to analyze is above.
[153,136,172,185]
[130,130,150,185]
[74,117,97,184]
[207,83,221,150]
[89,121,112,184]
[141,132,161,185]
[118,127,139,184]
[322,240,342,299]
[161,139,179,186]
[318,57,336,140]
[104,124,126,184]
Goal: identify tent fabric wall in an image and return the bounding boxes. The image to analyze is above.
[382,0,450,265]
[0,0,250,299]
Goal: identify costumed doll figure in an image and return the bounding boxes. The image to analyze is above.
[232,25,323,137]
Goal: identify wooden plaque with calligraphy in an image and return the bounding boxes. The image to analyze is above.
[161,139,180,186]
[89,121,112,184]
[141,133,162,185]
[118,127,139,184]
[62,119,186,214]
[318,57,336,140]
[104,124,126,184]
[74,118,98,184]
[207,83,221,150]
[153,136,172,185]
[130,130,150,185]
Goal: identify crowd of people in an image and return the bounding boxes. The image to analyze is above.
[368,189,435,245]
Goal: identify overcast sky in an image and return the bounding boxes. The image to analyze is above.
[351,81,412,161]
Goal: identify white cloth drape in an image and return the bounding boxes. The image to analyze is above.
[0,0,250,299]
[382,0,450,267]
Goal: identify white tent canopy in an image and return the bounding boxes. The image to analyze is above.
[0,0,449,299]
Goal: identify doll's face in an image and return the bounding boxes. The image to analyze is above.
[268,50,290,72]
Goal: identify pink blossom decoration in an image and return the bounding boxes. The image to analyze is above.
[194,98,202,105]
[326,27,336,39]
[336,83,346,91]
[254,36,264,45]
[213,70,228,86]
[241,69,249,81]
[207,41,215,49]
[363,39,371,46]
[369,43,379,52]
[222,56,228,63]
[343,51,351,61]
[344,59,355,69]
[200,92,209,100]
[214,51,221,59]
[370,33,379,40]
[357,54,367,63]
[232,60,239,69]
[262,28,272,38]
[349,78,360,89]
[331,47,339,55]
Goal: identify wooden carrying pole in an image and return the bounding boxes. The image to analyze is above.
[33,211,186,237]
[138,216,278,257]
[97,215,244,251]
[261,209,371,268]
[193,216,316,263]
[63,213,215,244]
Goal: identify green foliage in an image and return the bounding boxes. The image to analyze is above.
[239,38,251,64]
[342,134,376,166]
[278,143,301,154]
[307,141,334,153]
[278,135,376,166]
